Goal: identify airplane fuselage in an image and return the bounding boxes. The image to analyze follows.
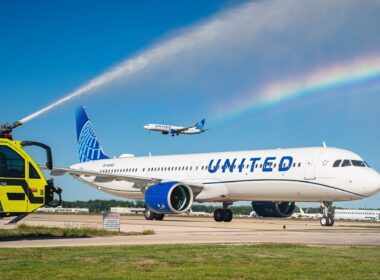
[71,147,380,203]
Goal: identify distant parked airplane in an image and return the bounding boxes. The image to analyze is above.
[144,119,207,136]
[291,207,323,219]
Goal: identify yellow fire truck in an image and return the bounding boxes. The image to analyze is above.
[0,123,61,223]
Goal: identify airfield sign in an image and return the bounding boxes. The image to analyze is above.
[103,212,120,231]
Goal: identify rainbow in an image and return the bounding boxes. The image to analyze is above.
[212,54,380,123]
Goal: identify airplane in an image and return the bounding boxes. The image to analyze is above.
[46,106,380,227]
[143,119,207,136]
[291,207,323,219]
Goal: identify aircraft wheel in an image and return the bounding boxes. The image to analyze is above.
[327,217,334,226]
[320,216,329,226]
[214,209,224,222]
[155,214,165,221]
[144,208,156,220]
[223,209,233,222]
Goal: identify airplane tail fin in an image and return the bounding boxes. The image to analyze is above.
[299,207,306,215]
[195,118,206,130]
[76,106,109,163]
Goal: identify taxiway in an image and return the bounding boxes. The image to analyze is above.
[0,214,379,247]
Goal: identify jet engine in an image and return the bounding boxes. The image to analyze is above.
[251,201,295,218]
[145,182,193,214]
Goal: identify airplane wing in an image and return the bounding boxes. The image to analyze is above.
[40,166,204,193]
[171,125,194,133]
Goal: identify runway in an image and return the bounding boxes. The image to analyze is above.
[1,214,379,247]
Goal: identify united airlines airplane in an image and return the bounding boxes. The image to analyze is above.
[48,106,380,226]
[143,119,207,136]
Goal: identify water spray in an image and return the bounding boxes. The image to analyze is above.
[10,1,261,127]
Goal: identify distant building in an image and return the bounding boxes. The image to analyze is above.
[187,210,212,217]
[110,207,145,215]
[334,209,380,221]
[35,206,89,214]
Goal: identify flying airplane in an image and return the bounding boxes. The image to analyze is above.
[143,119,207,136]
[47,106,380,226]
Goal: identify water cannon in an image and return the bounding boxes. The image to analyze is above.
[0,121,22,139]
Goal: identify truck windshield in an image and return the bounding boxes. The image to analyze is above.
[0,146,25,178]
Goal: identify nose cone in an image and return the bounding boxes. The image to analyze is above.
[143,125,149,130]
[363,172,380,196]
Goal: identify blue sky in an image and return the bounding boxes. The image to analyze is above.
[1,0,380,208]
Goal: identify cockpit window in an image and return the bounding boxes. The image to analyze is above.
[351,160,366,167]
[333,160,342,167]
[341,160,351,167]
[365,161,371,167]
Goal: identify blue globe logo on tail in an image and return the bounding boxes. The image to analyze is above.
[195,119,206,130]
[76,106,109,163]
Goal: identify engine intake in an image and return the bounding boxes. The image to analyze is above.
[145,182,193,214]
[251,201,295,218]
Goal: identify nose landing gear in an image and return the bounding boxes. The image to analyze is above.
[213,202,233,222]
[320,201,334,226]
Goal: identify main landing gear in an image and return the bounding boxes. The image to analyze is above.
[320,201,334,227]
[213,203,233,222]
[144,208,164,221]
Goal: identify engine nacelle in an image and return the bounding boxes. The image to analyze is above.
[251,201,295,218]
[145,182,193,214]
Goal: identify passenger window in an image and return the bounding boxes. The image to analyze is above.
[341,160,351,167]
[29,163,40,179]
[0,146,25,178]
[333,160,342,167]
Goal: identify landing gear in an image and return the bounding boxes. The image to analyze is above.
[213,203,233,222]
[155,214,165,221]
[214,209,224,222]
[144,208,165,221]
[320,201,334,227]
[223,209,233,222]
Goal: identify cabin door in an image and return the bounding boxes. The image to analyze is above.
[304,151,321,180]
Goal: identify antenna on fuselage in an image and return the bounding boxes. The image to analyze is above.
[322,141,327,148]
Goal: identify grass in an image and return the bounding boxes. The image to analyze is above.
[0,244,379,280]
[0,224,154,239]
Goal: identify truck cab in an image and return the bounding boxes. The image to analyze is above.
[0,137,61,223]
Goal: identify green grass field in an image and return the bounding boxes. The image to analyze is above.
[0,244,379,280]
[0,224,154,239]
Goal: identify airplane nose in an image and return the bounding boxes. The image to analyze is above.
[364,172,380,196]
